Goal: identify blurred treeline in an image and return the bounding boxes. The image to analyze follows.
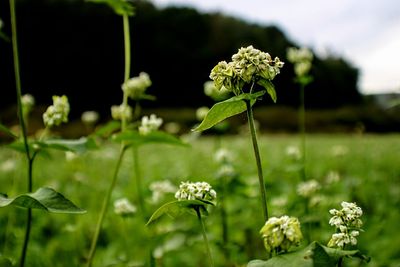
[0,0,398,132]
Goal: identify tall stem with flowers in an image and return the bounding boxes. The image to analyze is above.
[196,45,284,222]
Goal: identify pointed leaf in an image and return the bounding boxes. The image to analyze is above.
[247,242,369,267]
[257,79,277,103]
[93,120,121,138]
[36,137,97,154]
[0,123,18,139]
[0,187,86,214]
[193,91,266,132]
[87,0,135,16]
[112,130,189,147]
[147,199,213,226]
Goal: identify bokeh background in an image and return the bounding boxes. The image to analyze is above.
[0,0,399,135]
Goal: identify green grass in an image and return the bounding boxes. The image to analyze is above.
[1,133,399,266]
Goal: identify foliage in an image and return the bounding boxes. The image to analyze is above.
[0,187,86,213]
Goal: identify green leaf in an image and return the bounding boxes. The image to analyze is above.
[257,79,277,103]
[247,242,369,267]
[0,187,86,214]
[93,120,121,138]
[87,0,135,16]
[112,130,189,147]
[36,137,97,154]
[6,140,31,154]
[146,199,214,226]
[193,91,266,132]
[0,123,18,139]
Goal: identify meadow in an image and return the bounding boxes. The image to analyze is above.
[1,133,399,266]
[1,1,400,266]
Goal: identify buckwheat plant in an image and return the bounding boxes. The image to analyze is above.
[114,197,137,217]
[148,181,217,267]
[328,202,363,248]
[287,47,313,181]
[85,0,136,265]
[328,201,364,266]
[138,114,163,135]
[195,45,284,222]
[3,2,85,266]
[260,215,303,256]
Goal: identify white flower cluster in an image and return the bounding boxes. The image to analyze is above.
[331,145,349,157]
[149,180,177,203]
[287,47,313,77]
[42,95,70,127]
[21,94,35,111]
[114,198,137,216]
[214,148,235,164]
[81,110,99,125]
[210,45,284,95]
[195,106,209,121]
[260,215,303,253]
[285,145,301,160]
[122,72,152,100]
[111,104,133,122]
[328,201,363,248]
[214,148,237,179]
[138,114,163,135]
[297,179,321,198]
[174,181,217,202]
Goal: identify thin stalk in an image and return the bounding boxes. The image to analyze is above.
[220,179,230,262]
[86,145,127,267]
[245,100,269,222]
[299,84,306,181]
[121,14,131,131]
[133,147,145,216]
[194,207,214,267]
[10,1,35,266]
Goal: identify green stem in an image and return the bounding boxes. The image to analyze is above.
[121,14,131,131]
[245,100,269,222]
[299,84,306,181]
[10,1,35,266]
[133,147,146,216]
[194,207,214,267]
[220,178,230,262]
[86,144,127,267]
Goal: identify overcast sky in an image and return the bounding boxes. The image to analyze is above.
[152,0,400,94]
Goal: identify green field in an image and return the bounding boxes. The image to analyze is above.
[1,133,399,266]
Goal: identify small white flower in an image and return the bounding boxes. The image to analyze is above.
[81,111,99,125]
[196,106,209,121]
[216,164,236,178]
[331,145,348,157]
[325,170,340,184]
[175,181,217,202]
[122,72,152,100]
[260,215,302,253]
[42,95,70,127]
[138,114,163,135]
[297,179,321,198]
[111,104,133,122]
[328,201,363,248]
[149,180,177,203]
[65,151,78,161]
[21,94,35,111]
[285,145,301,160]
[0,159,17,172]
[114,198,137,216]
[214,148,234,164]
